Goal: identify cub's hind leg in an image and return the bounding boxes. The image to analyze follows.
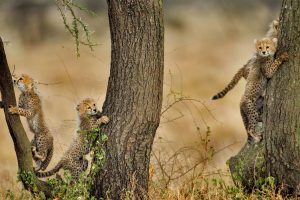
[67,158,88,180]
[240,99,253,144]
[79,157,89,172]
[245,98,261,143]
[32,136,48,166]
[31,139,43,171]
[256,96,264,122]
[240,101,249,131]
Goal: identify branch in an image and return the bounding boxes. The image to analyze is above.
[0,37,52,197]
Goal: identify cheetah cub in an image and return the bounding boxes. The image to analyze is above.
[211,19,279,100]
[9,74,54,171]
[241,38,288,143]
[35,98,109,179]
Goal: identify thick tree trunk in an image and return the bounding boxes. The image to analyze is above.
[229,0,300,195]
[92,0,164,199]
[264,0,300,194]
[0,37,51,196]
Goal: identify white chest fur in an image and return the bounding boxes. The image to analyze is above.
[28,114,40,133]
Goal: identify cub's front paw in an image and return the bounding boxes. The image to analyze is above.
[99,115,110,124]
[280,52,289,61]
[8,106,18,114]
[31,146,37,153]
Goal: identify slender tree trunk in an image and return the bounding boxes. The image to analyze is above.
[229,0,300,195]
[0,38,51,196]
[92,0,164,199]
[264,0,300,194]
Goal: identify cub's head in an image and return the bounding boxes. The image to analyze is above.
[254,38,278,57]
[12,74,38,92]
[272,19,279,33]
[76,98,99,117]
[268,19,279,37]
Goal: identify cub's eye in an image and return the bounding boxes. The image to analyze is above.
[88,107,91,109]
[259,47,262,50]
[266,46,269,49]
[19,78,23,81]
[93,104,96,106]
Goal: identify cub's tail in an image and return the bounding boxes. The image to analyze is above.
[212,66,246,100]
[35,162,62,178]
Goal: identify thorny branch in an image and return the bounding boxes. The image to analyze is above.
[55,0,98,56]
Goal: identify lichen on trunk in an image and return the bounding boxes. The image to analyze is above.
[228,123,268,191]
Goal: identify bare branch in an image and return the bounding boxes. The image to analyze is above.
[169,142,238,181]
[38,81,63,86]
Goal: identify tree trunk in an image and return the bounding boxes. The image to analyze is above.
[92,0,164,199]
[229,0,300,195]
[264,0,300,194]
[0,37,51,196]
[228,124,267,191]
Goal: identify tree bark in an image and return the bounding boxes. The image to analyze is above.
[264,0,300,194]
[228,0,300,195]
[228,124,267,191]
[0,37,51,196]
[92,0,164,199]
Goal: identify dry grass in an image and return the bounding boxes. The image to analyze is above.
[0,4,283,199]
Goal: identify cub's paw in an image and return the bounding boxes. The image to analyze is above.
[252,134,262,144]
[31,146,37,153]
[8,106,18,114]
[247,135,262,145]
[280,52,289,61]
[99,115,110,124]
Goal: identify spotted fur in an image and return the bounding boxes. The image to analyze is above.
[9,74,53,171]
[35,98,109,179]
[241,38,288,143]
[212,19,279,100]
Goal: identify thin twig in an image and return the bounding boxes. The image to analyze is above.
[38,81,63,86]
[57,55,79,101]
[170,142,238,181]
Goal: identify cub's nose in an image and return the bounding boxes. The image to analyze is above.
[13,80,16,83]
[93,109,97,112]
[262,51,266,55]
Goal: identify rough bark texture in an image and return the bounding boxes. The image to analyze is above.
[228,124,268,191]
[229,0,300,194]
[264,0,300,194]
[0,37,51,196]
[92,0,164,199]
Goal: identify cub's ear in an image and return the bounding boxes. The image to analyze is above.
[253,39,258,44]
[272,38,278,44]
[273,20,279,30]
